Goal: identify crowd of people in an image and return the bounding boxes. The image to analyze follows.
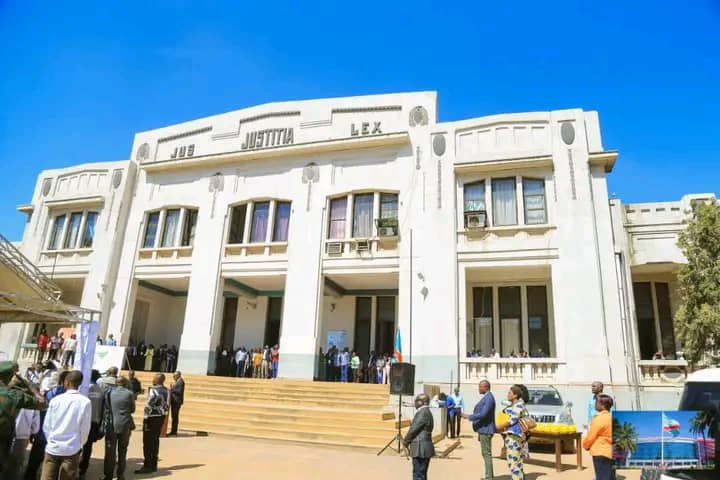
[403,380,615,480]
[32,328,80,368]
[214,344,280,379]
[317,348,399,384]
[465,348,548,359]
[124,341,179,373]
[0,357,186,480]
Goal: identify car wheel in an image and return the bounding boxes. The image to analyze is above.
[561,439,575,454]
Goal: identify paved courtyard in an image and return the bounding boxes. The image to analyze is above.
[79,431,641,480]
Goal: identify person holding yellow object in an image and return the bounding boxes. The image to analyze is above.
[495,384,530,480]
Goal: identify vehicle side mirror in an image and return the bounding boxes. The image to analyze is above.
[566,401,573,408]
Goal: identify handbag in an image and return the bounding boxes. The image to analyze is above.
[518,410,537,433]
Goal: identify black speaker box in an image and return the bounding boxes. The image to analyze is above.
[389,362,415,396]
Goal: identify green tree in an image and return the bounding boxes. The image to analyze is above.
[675,200,720,365]
[613,418,639,467]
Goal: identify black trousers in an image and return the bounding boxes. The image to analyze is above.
[170,403,181,434]
[592,455,616,480]
[105,430,132,479]
[142,416,164,469]
[412,457,430,480]
[79,422,100,474]
[24,433,46,480]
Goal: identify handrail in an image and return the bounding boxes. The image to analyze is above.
[0,232,62,301]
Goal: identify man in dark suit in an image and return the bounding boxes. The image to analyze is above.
[168,371,185,436]
[103,376,136,480]
[463,380,496,480]
[403,393,435,480]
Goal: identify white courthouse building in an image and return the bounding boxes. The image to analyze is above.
[2,91,714,417]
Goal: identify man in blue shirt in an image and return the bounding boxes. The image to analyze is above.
[463,380,496,480]
[586,381,614,430]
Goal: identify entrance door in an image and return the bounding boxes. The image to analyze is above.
[264,297,283,347]
[375,296,395,355]
[354,297,372,358]
[220,297,238,350]
[130,300,150,343]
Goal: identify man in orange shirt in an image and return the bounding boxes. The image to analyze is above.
[582,394,615,480]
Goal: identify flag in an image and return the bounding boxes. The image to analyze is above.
[662,412,681,437]
[394,330,403,363]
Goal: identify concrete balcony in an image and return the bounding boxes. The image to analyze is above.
[461,358,565,384]
[638,359,688,385]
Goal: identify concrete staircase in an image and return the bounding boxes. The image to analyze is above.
[129,372,406,449]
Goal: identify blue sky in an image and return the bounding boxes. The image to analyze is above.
[613,410,705,438]
[1,1,718,240]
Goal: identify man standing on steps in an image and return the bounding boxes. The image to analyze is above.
[403,393,435,480]
[168,371,184,436]
[235,347,248,378]
[103,376,135,480]
[135,373,169,475]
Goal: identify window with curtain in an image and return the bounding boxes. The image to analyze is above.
[492,178,517,226]
[273,202,291,242]
[523,178,547,224]
[464,181,485,212]
[228,205,247,244]
[499,286,522,356]
[527,286,550,355]
[143,212,160,248]
[161,209,180,247]
[352,193,374,238]
[64,212,83,249]
[328,197,347,239]
[380,193,398,220]
[250,202,270,243]
[80,212,98,248]
[48,215,66,250]
[181,209,198,247]
[471,287,493,355]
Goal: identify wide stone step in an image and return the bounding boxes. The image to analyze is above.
[176,389,387,405]
[179,384,390,400]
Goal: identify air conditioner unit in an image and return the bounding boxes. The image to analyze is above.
[465,210,487,229]
[378,226,397,237]
[326,242,343,255]
[356,239,371,252]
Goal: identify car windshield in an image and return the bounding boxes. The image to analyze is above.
[679,382,720,412]
[527,389,563,406]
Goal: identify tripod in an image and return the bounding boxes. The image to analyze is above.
[377,394,408,457]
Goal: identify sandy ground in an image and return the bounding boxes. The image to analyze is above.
[76,431,641,480]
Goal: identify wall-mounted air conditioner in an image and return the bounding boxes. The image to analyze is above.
[326,242,343,255]
[378,226,397,237]
[356,239,371,252]
[465,210,487,229]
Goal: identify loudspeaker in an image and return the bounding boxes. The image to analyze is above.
[389,362,415,396]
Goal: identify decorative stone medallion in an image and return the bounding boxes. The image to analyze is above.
[432,134,446,157]
[561,122,575,145]
[136,142,151,162]
[409,106,428,127]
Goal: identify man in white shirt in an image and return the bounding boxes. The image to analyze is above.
[61,334,78,368]
[41,370,91,480]
[7,408,40,478]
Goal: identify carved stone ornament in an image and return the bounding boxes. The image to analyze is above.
[561,122,575,146]
[41,178,52,197]
[112,169,123,189]
[409,106,429,127]
[136,142,151,162]
[208,172,224,192]
[302,162,319,183]
[432,134,446,157]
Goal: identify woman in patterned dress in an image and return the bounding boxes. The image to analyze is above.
[497,384,530,480]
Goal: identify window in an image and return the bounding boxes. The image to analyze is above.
[492,178,517,226]
[499,286,522,356]
[228,204,247,244]
[80,212,98,248]
[468,284,555,357]
[523,178,547,224]
[352,193,374,238]
[273,202,291,242]
[380,193,398,220]
[250,202,270,243]
[181,209,198,247]
[161,209,180,247]
[464,182,485,212]
[64,212,83,249]
[48,215,66,250]
[527,286,549,355]
[143,212,160,248]
[471,287,493,354]
[328,197,347,239]
[633,281,678,359]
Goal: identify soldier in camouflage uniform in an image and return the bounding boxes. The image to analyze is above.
[0,361,46,475]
